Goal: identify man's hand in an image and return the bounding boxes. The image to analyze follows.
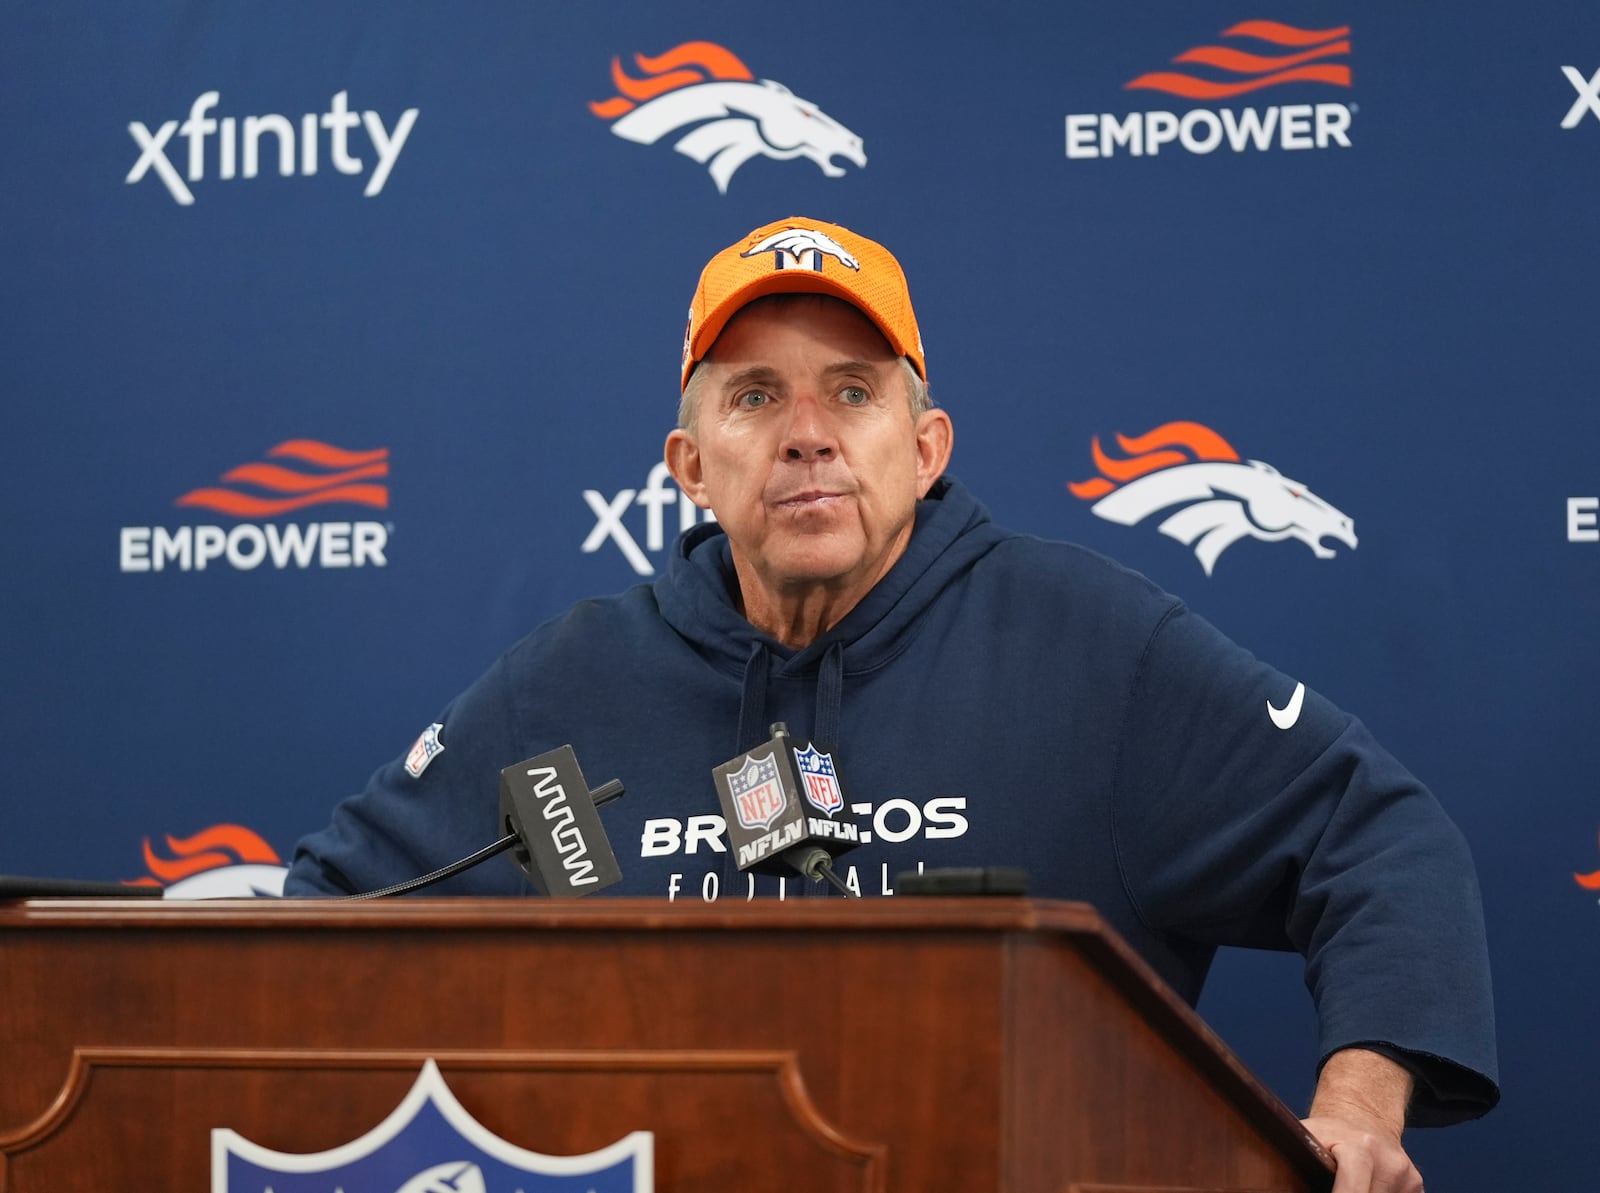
[1300,1047,1422,1193]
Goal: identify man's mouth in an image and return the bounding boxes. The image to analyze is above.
[774,490,847,509]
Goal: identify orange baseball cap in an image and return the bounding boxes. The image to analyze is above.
[681,216,926,391]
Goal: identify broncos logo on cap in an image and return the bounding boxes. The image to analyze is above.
[1069,421,1357,575]
[589,41,866,193]
[741,227,861,272]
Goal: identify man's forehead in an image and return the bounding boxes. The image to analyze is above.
[708,293,898,366]
[713,358,891,393]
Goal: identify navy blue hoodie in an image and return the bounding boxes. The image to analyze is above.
[287,476,1497,1123]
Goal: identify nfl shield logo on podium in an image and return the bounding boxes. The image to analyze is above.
[212,1059,652,1191]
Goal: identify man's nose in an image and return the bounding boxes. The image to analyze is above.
[780,393,837,461]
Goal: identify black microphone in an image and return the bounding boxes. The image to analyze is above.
[712,722,862,895]
[346,744,624,899]
[499,744,624,896]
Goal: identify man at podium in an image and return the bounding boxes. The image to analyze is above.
[286,217,1496,1193]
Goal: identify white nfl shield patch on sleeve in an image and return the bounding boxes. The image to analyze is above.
[404,723,445,778]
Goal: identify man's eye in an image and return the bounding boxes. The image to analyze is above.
[736,390,771,409]
[840,386,869,405]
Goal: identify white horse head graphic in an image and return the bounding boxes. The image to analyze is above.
[593,44,866,192]
[1070,423,1357,574]
[741,227,861,271]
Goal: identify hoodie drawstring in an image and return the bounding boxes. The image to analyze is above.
[815,641,844,748]
[735,639,846,751]
[735,640,770,754]
[729,638,847,899]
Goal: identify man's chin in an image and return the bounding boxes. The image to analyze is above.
[763,539,869,590]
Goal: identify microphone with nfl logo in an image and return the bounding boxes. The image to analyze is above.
[712,722,862,896]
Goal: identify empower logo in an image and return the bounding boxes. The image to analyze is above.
[120,440,391,572]
[589,40,865,192]
[127,90,418,205]
[1066,21,1354,159]
[1569,497,1599,542]
[1069,421,1356,574]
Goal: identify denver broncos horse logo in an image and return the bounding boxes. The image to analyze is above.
[128,823,288,897]
[742,227,861,271]
[1069,421,1357,574]
[589,41,866,193]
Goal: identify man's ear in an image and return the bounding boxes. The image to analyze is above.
[664,429,712,509]
[914,409,954,497]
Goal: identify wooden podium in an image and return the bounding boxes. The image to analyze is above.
[0,897,1332,1192]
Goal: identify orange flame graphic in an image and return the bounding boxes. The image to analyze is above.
[138,824,282,884]
[1126,22,1351,100]
[1225,20,1350,47]
[174,440,390,518]
[590,41,754,119]
[1175,42,1351,76]
[1577,828,1600,889]
[270,440,389,468]
[222,462,386,493]
[1069,421,1240,500]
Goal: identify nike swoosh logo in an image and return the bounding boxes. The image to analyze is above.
[1267,682,1305,730]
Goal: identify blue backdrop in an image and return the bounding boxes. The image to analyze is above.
[4,3,1597,1186]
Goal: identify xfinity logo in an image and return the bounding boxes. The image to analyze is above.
[127,90,419,205]
[1561,66,1600,129]
[582,462,716,576]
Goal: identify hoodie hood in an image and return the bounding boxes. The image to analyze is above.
[655,475,1009,751]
